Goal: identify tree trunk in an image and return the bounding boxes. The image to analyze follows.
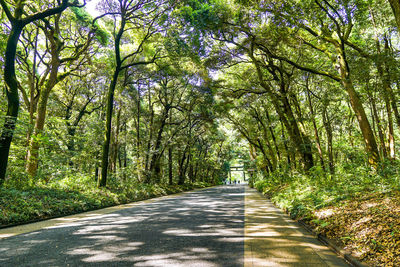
[280,88,313,170]
[0,0,72,185]
[95,165,99,183]
[265,109,281,162]
[381,74,396,160]
[100,67,120,187]
[249,50,313,171]
[257,139,274,172]
[336,46,380,166]
[281,121,291,168]
[188,152,194,183]
[168,146,173,185]
[100,16,126,187]
[111,108,121,173]
[252,108,277,170]
[178,147,188,185]
[345,79,379,165]
[144,88,154,176]
[368,90,387,159]
[385,98,395,159]
[322,106,335,174]
[374,36,396,159]
[306,87,325,170]
[136,86,142,181]
[25,29,39,149]
[26,86,53,176]
[183,149,190,182]
[0,23,23,184]
[388,0,400,32]
[147,109,169,183]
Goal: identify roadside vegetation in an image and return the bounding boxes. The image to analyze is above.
[1,0,400,264]
[0,0,231,227]
[1,176,212,226]
[252,163,400,266]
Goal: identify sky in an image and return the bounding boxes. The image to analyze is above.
[85,0,101,18]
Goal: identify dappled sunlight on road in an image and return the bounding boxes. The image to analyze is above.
[0,200,157,239]
[244,187,348,267]
[0,186,244,266]
[0,185,348,267]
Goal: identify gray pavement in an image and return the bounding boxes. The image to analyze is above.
[0,185,350,266]
[0,186,244,266]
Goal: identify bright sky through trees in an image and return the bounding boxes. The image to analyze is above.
[1,0,400,264]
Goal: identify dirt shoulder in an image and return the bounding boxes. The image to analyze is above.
[308,190,400,266]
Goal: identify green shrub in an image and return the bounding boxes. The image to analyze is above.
[0,180,213,226]
[252,162,400,221]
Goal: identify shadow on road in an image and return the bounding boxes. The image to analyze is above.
[0,185,245,267]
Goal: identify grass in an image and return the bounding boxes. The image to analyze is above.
[0,175,213,227]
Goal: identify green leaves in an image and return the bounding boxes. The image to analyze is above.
[0,182,211,226]
[71,6,110,45]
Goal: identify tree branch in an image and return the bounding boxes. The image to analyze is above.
[272,54,341,82]
[23,0,85,25]
[120,53,166,70]
[0,0,14,22]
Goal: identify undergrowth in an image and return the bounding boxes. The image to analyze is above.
[252,161,400,266]
[254,162,400,220]
[0,174,213,226]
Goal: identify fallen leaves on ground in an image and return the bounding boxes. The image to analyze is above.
[310,190,400,266]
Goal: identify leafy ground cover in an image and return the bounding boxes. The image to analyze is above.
[312,190,400,266]
[0,176,213,227]
[253,165,400,266]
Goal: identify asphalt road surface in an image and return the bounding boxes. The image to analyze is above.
[0,185,349,266]
[0,186,245,267]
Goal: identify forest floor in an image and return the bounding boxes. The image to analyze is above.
[309,190,400,266]
[254,178,400,266]
[0,181,213,228]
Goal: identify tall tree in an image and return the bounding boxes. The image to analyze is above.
[0,0,84,185]
[25,9,95,176]
[98,0,168,187]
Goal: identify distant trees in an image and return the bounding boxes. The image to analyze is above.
[0,0,85,185]
[98,0,169,187]
[0,0,230,188]
[4,0,400,189]
[24,9,96,177]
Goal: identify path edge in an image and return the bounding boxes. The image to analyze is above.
[0,184,220,231]
[297,219,368,267]
[251,187,369,267]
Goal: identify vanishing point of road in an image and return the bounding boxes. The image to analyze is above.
[0,185,349,266]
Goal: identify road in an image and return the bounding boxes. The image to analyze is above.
[0,185,349,266]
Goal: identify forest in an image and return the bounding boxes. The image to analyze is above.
[1,0,400,265]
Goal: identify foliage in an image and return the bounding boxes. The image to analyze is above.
[253,162,400,266]
[71,6,110,45]
[1,0,400,263]
[0,179,212,226]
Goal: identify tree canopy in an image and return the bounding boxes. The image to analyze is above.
[2,0,400,264]
[0,0,399,186]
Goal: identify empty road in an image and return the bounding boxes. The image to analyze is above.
[0,185,349,266]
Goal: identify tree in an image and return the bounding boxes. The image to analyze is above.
[388,0,400,31]
[240,0,381,166]
[0,0,85,185]
[98,0,169,187]
[24,8,96,176]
